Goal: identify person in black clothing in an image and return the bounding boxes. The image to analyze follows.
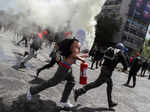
[89,46,95,58]
[74,47,128,109]
[124,55,142,88]
[91,48,100,69]
[147,62,150,79]
[17,34,28,47]
[140,60,148,77]
[36,43,61,77]
[147,62,150,80]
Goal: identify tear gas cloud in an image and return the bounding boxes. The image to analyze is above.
[8,0,106,48]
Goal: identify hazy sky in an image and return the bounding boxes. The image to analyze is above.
[0,0,17,10]
[0,0,149,39]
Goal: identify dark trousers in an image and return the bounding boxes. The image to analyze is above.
[30,65,75,102]
[141,68,146,77]
[91,60,99,69]
[77,67,113,105]
[148,71,150,79]
[37,58,57,73]
[126,70,136,87]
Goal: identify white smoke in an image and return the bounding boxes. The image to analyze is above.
[14,0,106,48]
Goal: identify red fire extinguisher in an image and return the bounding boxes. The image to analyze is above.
[80,62,88,85]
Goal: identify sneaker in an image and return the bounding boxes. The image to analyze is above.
[16,43,20,46]
[132,84,136,88]
[109,102,118,108]
[24,51,29,57]
[59,102,74,108]
[19,62,25,68]
[26,89,32,101]
[123,83,128,87]
[34,54,37,58]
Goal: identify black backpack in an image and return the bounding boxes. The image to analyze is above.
[131,56,141,72]
[104,47,115,61]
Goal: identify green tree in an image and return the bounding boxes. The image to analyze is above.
[141,39,150,61]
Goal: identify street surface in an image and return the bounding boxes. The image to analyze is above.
[0,31,150,112]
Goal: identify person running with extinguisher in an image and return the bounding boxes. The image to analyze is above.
[74,46,128,109]
[26,38,88,108]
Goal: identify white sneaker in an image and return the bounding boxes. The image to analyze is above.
[59,102,74,108]
[26,89,32,101]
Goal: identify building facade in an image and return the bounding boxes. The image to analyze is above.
[100,0,149,52]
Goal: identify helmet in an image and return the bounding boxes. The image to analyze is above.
[116,43,125,50]
[104,47,115,60]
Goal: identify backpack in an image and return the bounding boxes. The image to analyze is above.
[131,56,141,72]
[104,47,115,61]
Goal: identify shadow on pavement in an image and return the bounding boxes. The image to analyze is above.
[13,51,24,56]
[0,97,10,112]
[72,106,115,112]
[10,94,61,112]
[0,94,115,112]
[123,84,134,88]
[29,77,46,84]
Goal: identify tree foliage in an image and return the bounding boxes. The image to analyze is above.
[141,39,150,60]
